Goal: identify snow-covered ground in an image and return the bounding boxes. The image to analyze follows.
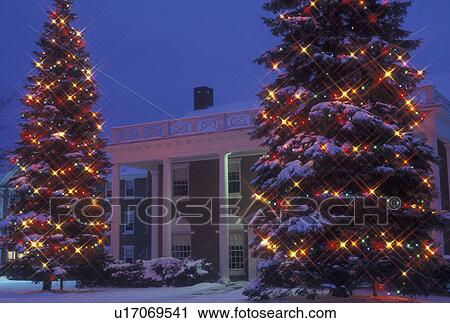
[0,277,248,303]
[0,278,449,303]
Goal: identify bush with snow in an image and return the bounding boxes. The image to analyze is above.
[105,257,212,288]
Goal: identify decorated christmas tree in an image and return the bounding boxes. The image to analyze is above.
[245,0,450,300]
[0,0,110,291]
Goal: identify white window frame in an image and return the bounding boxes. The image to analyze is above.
[172,164,189,197]
[7,250,17,262]
[123,245,135,263]
[444,227,450,257]
[228,159,241,196]
[172,233,192,260]
[0,197,3,218]
[123,210,135,235]
[229,230,245,275]
[124,179,135,197]
[105,180,112,199]
[8,189,15,207]
[172,216,192,260]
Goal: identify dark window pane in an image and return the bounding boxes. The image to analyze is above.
[172,245,191,260]
[229,181,240,194]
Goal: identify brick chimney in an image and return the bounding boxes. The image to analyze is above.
[194,86,214,110]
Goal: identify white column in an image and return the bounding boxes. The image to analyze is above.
[111,163,121,259]
[445,143,450,208]
[247,229,258,281]
[218,152,230,279]
[150,169,160,259]
[426,130,444,254]
[161,159,172,257]
[427,132,442,210]
[443,143,450,256]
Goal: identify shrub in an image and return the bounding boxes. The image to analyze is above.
[104,257,212,288]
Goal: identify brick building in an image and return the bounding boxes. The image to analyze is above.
[106,85,450,281]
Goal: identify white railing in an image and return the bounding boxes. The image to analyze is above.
[111,86,449,145]
[111,109,260,144]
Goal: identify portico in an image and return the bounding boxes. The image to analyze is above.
[107,108,264,279]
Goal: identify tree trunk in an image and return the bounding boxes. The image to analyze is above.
[42,279,52,291]
[372,282,378,297]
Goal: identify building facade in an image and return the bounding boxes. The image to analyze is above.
[0,169,18,266]
[105,85,450,281]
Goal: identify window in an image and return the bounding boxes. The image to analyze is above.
[7,250,17,262]
[444,225,450,256]
[172,234,191,260]
[229,231,245,273]
[123,246,134,263]
[8,190,15,207]
[172,217,192,260]
[105,181,112,198]
[438,140,449,211]
[173,166,189,197]
[228,160,241,195]
[125,179,135,197]
[123,210,135,234]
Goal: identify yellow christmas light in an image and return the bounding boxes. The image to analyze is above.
[53,131,66,139]
[340,90,350,99]
[280,118,291,126]
[260,237,270,247]
[384,69,394,79]
[394,130,403,138]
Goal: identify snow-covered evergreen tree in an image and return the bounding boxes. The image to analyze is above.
[246,0,449,300]
[0,0,110,290]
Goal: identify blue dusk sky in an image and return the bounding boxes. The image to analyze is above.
[0,0,449,148]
